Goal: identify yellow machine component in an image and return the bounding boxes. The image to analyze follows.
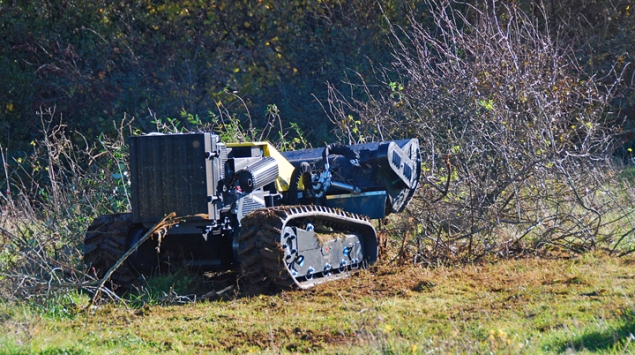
[226,142,296,192]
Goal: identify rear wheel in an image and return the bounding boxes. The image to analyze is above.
[83,213,138,290]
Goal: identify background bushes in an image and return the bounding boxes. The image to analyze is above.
[326,0,635,263]
[2,1,631,152]
[0,0,432,151]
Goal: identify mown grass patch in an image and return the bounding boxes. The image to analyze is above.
[1,253,634,354]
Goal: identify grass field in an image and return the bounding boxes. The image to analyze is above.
[1,253,634,354]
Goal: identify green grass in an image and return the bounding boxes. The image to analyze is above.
[1,254,634,354]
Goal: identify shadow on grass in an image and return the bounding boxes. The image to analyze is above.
[556,309,635,353]
[122,268,241,306]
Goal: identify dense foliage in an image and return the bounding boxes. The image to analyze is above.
[0,0,433,151]
[1,0,632,151]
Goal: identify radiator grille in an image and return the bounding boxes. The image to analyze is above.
[130,133,221,224]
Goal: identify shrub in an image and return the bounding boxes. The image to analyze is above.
[0,108,132,303]
[326,0,635,263]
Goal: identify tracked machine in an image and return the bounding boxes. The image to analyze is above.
[84,133,421,291]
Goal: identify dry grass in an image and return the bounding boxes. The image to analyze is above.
[1,253,634,354]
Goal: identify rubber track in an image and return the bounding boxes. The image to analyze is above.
[235,205,377,294]
[84,213,136,289]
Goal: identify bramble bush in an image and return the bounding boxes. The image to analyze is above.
[327,0,635,263]
[0,108,133,303]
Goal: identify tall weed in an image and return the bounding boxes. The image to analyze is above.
[0,108,133,304]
